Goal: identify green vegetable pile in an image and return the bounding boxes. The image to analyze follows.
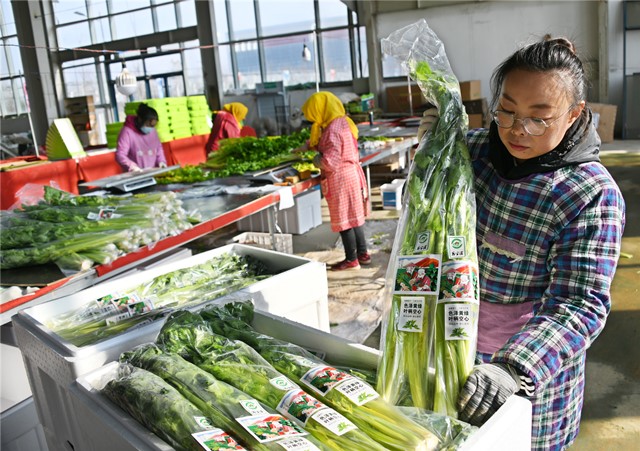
[157,310,387,451]
[47,253,272,347]
[0,187,195,271]
[198,302,441,451]
[121,343,325,450]
[99,300,478,450]
[377,19,480,417]
[103,364,246,451]
[155,165,217,185]
[202,129,311,177]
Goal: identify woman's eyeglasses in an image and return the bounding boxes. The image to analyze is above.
[491,105,575,136]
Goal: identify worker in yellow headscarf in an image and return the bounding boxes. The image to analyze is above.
[205,102,249,153]
[297,92,371,270]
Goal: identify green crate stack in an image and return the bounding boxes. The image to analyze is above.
[187,95,212,136]
[166,97,192,140]
[106,122,124,149]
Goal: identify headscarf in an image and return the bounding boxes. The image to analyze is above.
[302,92,358,148]
[222,102,248,127]
[489,107,600,179]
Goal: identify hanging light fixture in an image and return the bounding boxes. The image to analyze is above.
[302,43,312,62]
[115,60,137,96]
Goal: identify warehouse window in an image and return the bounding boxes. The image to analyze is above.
[0,0,27,118]
[214,0,366,92]
[53,0,195,46]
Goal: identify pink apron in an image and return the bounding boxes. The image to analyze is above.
[477,300,534,354]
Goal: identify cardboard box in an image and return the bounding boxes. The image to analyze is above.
[589,103,617,143]
[460,80,482,101]
[464,98,488,115]
[468,113,485,129]
[385,84,427,113]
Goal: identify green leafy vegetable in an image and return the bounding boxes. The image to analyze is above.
[156,311,387,451]
[102,364,241,451]
[121,343,326,450]
[199,302,441,451]
[377,20,479,416]
[48,253,271,347]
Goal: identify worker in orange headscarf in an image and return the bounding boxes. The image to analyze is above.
[205,102,249,153]
[295,91,371,270]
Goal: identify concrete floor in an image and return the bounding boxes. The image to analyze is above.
[290,140,640,449]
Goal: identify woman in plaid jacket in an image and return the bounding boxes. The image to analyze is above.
[420,36,626,449]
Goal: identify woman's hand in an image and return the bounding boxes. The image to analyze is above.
[292,143,309,153]
[417,108,439,141]
[456,363,520,426]
[312,153,323,170]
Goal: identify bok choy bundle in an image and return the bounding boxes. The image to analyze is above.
[376,19,480,416]
[121,343,327,451]
[156,311,386,451]
[199,302,440,451]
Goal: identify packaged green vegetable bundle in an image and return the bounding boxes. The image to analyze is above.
[121,343,327,451]
[47,253,270,347]
[102,363,246,451]
[157,311,386,451]
[376,19,480,416]
[200,302,440,451]
[0,187,194,270]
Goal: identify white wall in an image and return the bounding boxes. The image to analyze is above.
[376,1,599,103]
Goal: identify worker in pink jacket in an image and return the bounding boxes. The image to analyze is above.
[116,103,167,172]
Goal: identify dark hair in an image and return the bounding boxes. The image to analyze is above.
[136,103,159,123]
[490,35,587,111]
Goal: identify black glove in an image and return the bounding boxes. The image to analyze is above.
[457,363,520,426]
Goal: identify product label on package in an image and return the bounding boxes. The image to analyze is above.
[239,398,269,416]
[276,436,321,451]
[439,260,479,301]
[334,378,379,406]
[301,366,351,395]
[310,408,357,436]
[397,296,426,332]
[414,231,432,253]
[393,254,441,295]
[440,301,478,341]
[87,207,122,220]
[192,428,246,450]
[447,236,467,258]
[277,389,325,426]
[236,414,306,443]
[270,376,298,392]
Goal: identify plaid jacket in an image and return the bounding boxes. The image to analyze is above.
[467,129,625,450]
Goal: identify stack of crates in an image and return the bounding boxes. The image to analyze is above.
[166,97,192,140]
[106,122,123,149]
[187,95,212,136]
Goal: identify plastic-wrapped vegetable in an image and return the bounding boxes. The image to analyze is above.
[376,19,480,416]
[48,253,270,347]
[397,407,478,451]
[102,364,246,451]
[200,302,441,451]
[121,343,327,451]
[157,311,386,451]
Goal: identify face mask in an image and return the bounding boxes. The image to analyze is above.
[140,126,154,135]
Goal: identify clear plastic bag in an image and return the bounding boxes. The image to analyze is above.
[376,19,479,416]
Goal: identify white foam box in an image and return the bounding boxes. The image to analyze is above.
[11,244,328,451]
[236,188,322,235]
[67,311,531,451]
